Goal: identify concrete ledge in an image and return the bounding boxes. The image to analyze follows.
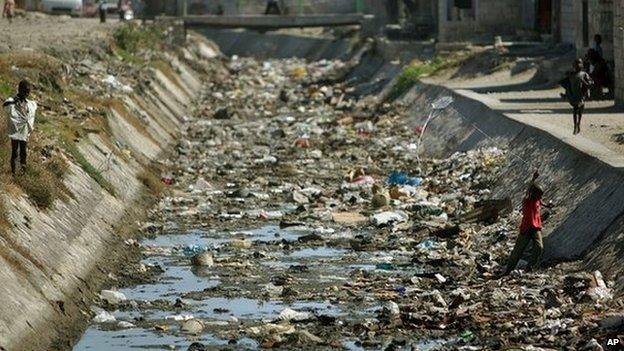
[180,14,369,29]
[198,28,356,60]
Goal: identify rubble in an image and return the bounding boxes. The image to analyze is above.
[99,290,127,305]
[190,252,214,267]
[180,319,204,334]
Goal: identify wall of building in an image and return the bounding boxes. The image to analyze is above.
[558,0,613,60]
[575,0,613,60]
[438,0,523,42]
[395,0,438,34]
[588,0,613,61]
[559,0,579,46]
[614,1,624,105]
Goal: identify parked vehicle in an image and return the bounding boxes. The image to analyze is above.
[40,0,83,16]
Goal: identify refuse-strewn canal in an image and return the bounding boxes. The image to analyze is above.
[74,226,422,350]
[73,55,619,350]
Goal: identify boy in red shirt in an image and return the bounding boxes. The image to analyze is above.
[503,171,553,275]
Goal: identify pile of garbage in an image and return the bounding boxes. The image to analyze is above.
[87,52,622,350]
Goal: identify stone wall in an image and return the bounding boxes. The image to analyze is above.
[437,0,523,42]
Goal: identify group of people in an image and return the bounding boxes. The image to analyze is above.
[561,34,612,135]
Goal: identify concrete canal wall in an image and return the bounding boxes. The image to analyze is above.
[0,35,219,351]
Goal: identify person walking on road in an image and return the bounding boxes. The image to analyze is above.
[565,59,593,135]
[503,171,553,276]
[4,80,37,175]
[2,0,15,23]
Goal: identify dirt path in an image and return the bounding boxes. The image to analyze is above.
[427,59,624,164]
[0,15,118,52]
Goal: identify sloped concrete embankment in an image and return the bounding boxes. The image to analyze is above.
[199,28,428,97]
[198,28,356,60]
[199,29,624,292]
[0,37,219,351]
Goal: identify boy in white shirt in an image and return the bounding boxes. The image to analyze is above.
[4,80,37,175]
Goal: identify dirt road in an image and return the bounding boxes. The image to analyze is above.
[0,15,117,52]
[427,52,624,162]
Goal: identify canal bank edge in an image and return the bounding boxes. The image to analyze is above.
[0,33,220,351]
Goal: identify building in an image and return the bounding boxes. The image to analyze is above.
[614,2,624,105]
[437,0,553,42]
[554,1,622,103]
[385,0,438,38]
[556,0,613,61]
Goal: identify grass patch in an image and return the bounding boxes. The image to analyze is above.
[14,164,61,208]
[112,47,144,64]
[46,154,70,179]
[8,152,70,209]
[386,55,466,101]
[62,139,116,196]
[113,22,166,55]
[0,197,11,232]
[137,169,165,195]
[0,52,64,104]
[0,79,12,97]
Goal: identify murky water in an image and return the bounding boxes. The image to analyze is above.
[73,226,368,350]
[74,225,452,350]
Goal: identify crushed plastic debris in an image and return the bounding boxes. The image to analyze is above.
[92,310,116,324]
[99,290,127,305]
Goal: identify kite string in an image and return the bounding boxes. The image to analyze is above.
[415,100,533,167]
[452,111,532,166]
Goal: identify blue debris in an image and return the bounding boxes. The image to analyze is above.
[386,171,423,186]
[182,244,209,256]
